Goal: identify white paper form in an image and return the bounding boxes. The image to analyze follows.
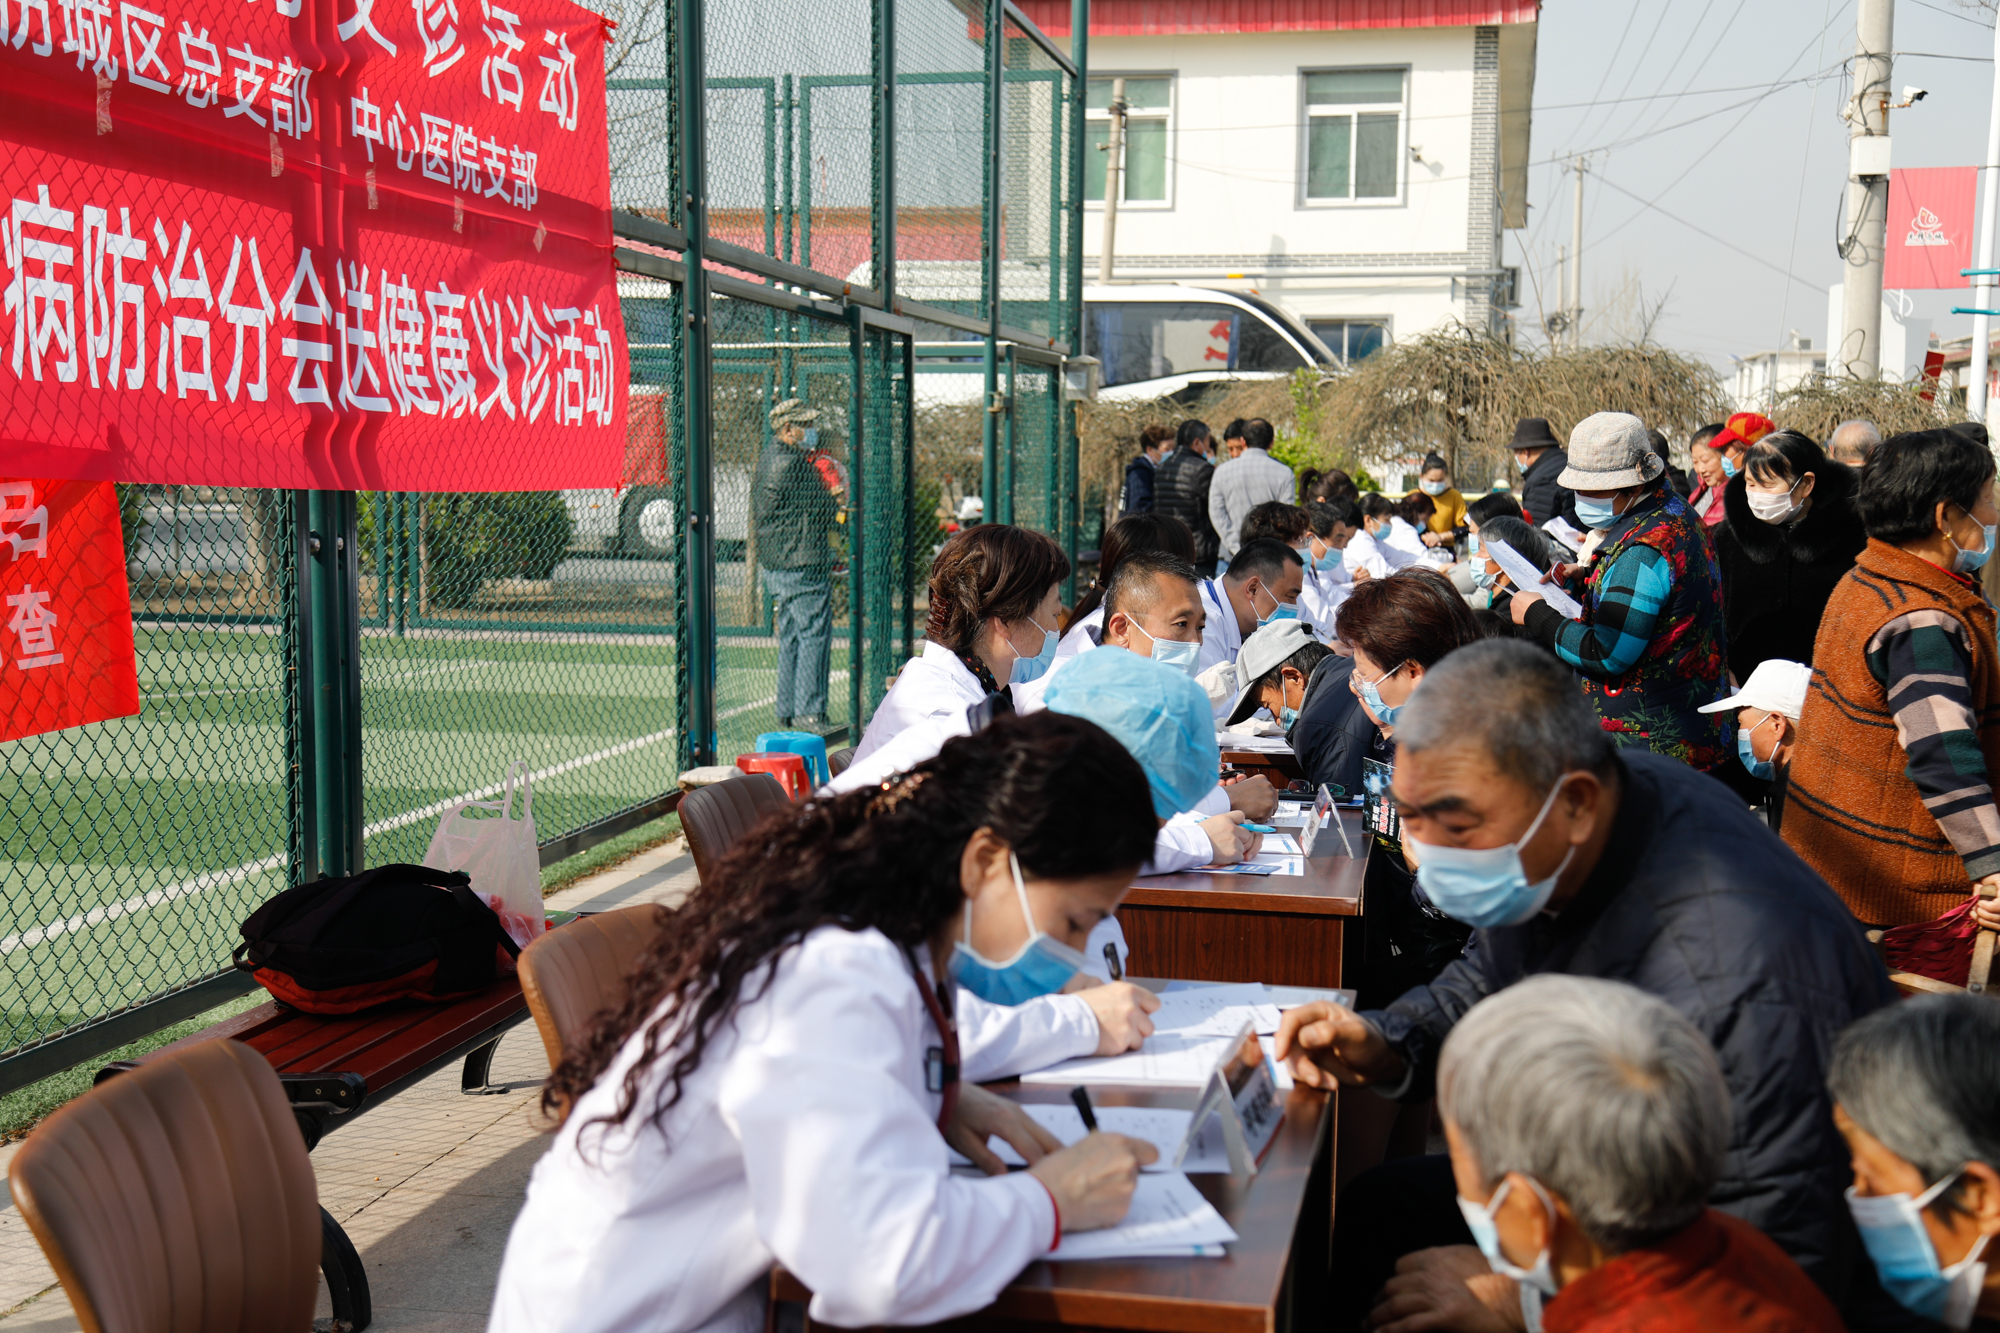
[1257,832,1304,856]
[1150,982,1283,1037]
[1048,1172,1239,1260]
[957,1104,1232,1174]
[1021,1030,1240,1086]
[1486,539,1584,620]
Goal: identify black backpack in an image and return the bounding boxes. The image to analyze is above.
[235,864,522,1014]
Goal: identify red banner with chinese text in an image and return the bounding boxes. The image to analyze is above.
[0,478,139,743]
[0,0,625,491]
[1885,167,1977,292]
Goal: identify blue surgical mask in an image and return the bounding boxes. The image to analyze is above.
[1420,479,1449,497]
[1358,663,1406,727]
[1848,1175,1992,1328]
[1295,545,1315,567]
[1457,1179,1558,1333]
[1407,776,1576,928]
[1472,565,1499,591]
[1468,532,1482,556]
[801,426,821,449]
[1007,619,1059,685]
[1737,716,1776,780]
[1721,455,1739,479]
[1949,515,1996,575]
[1280,705,1299,729]
[1572,494,1620,531]
[949,851,1087,1006]
[1131,620,1201,677]
[1252,581,1299,627]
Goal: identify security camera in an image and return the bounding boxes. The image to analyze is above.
[1903,86,1929,104]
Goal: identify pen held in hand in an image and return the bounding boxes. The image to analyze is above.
[1069,1085,1098,1133]
[1103,941,1123,981]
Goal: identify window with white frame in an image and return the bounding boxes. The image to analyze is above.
[1086,75,1171,205]
[1302,68,1405,203]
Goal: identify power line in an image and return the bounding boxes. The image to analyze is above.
[1904,0,1993,28]
[1593,173,1830,294]
[1779,0,1841,347]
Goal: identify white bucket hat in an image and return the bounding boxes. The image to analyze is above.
[1557,412,1666,491]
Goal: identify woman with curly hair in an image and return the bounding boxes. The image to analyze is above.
[492,712,1162,1333]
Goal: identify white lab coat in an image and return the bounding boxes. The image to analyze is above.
[489,926,1057,1333]
[1343,526,1422,580]
[851,642,988,767]
[1194,578,1245,720]
[1298,561,1351,642]
[1385,516,1430,562]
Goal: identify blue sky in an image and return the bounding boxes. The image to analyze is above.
[1513,0,1995,368]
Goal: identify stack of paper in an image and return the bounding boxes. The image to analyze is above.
[1486,539,1583,620]
[1023,983,1284,1086]
[1150,981,1284,1037]
[958,1103,1232,1174]
[1049,1172,1239,1260]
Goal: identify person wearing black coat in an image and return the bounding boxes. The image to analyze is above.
[1508,416,1582,532]
[1119,424,1171,517]
[1276,642,1901,1331]
[1716,431,1867,682]
[1156,421,1221,574]
[1288,651,1376,803]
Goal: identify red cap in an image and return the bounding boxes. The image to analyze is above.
[1711,412,1776,454]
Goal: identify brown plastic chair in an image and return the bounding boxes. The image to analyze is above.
[680,771,790,881]
[520,904,665,1069]
[8,1039,324,1333]
[828,746,856,777]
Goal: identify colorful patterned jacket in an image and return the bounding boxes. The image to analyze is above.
[1522,485,1731,770]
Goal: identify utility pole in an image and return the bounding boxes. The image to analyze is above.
[1570,156,1586,349]
[1968,14,2000,422]
[1839,0,1894,379]
[1098,76,1126,284]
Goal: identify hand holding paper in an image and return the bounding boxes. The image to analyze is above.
[1486,538,1584,621]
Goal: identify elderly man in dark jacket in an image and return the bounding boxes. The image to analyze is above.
[1276,640,1902,1332]
[752,398,840,730]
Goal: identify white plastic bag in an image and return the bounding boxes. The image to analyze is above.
[423,760,545,950]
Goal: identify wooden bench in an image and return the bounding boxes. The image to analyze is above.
[95,975,535,1332]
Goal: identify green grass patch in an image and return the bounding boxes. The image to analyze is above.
[0,990,269,1143]
[539,813,682,897]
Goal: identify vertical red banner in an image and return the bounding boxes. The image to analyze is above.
[0,479,140,743]
[1885,166,1978,291]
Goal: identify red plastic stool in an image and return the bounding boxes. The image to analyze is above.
[735,751,810,800]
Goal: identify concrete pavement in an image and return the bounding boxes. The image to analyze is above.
[0,836,699,1332]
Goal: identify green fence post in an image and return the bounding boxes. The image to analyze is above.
[846,307,867,730]
[1065,0,1089,592]
[677,0,717,765]
[980,0,1003,516]
[1001,344,1017,526]
[299,490,362,879]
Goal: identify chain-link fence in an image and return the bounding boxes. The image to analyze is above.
[1,0,1083,1090]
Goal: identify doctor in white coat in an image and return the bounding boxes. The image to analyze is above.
[491,713,1162,1333]
[851,524,1070,770]
[1298,497,1361,641]
[1344,494,1425,581]
[1194,540,1305,719]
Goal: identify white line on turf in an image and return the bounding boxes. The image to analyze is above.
[1,675,847,956]
[141,658,509,703]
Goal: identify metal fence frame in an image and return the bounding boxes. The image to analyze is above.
[0,0,1085,1094]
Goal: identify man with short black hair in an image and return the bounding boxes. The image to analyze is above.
[1238,500,1310,549]
[1209,417,1296,561]
[1276,639,1897,1327]
[1156,420,1222,575]
[1195,539,1304,717]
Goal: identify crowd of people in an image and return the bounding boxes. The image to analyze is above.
[498,407,2000,1333]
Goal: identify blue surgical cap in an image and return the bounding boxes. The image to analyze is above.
[1043,647,1219,818]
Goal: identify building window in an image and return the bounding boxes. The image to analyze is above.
[1086,75,1171,205]
[1308,319,1389,365]
[1302,68,1405,203]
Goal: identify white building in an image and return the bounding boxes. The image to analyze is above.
[1731,334,1826,412]
[1019,0,1540,361]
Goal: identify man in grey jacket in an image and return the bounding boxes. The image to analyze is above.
[1207,418,1294,560]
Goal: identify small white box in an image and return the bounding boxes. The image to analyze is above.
[1851,136,1893,178]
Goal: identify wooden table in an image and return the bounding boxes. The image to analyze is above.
[1219,747,1306,788]
[1119,811,1367,991]
[774,1081,1335,1333]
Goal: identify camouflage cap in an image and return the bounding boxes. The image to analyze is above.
[769,398,821,430]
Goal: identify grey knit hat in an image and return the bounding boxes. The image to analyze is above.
[1557,412,1665,490]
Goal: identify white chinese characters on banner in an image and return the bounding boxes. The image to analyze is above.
[3,181,616,424]
[0,483,59,672]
